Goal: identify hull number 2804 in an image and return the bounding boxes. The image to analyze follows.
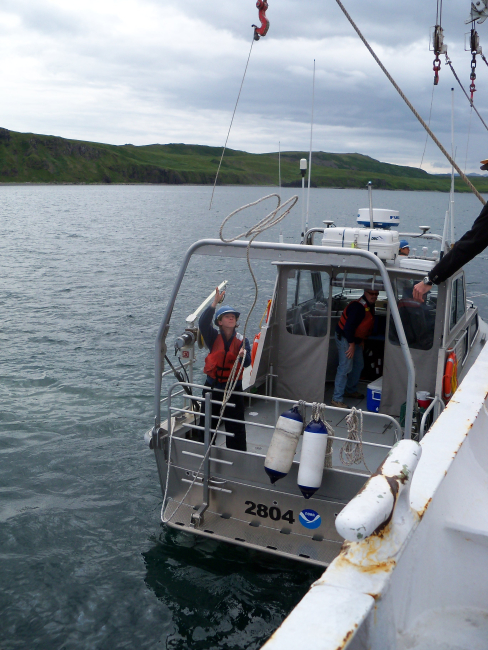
[244,500,295,524]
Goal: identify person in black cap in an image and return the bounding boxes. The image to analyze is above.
[413,158,488,301]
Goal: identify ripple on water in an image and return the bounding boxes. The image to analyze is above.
[1,186,486,649]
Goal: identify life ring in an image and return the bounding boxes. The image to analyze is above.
[442,350,458,403]
[251,332,260,366]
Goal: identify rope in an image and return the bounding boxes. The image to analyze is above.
[219,193,298,339]
[310,402,335,469]
[209,34,256,210]
[464,107,473,174]
[419,83,436,169]
[445,56,488,132]
[161,193,298,524]
[334,0,486,206]
[340,406,370,473]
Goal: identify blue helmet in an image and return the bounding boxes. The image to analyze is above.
[399,239,409,249]
[215,305,240,325]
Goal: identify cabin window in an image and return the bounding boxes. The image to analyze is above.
[389,278,437,350]
[449,275,466,330]
[286,270,329,337]
[469,313,479,347]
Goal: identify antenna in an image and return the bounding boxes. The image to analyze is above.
[300,158,307,238]
[279,141,283,243]
[450,87,455,245]
[306,60,316,237]
[368,181,374,228]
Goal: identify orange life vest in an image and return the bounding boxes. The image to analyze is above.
[338,297,374,341]
[203,332,245,382]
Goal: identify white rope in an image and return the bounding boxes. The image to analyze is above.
[340,406,370,473]
[161,193,298,523]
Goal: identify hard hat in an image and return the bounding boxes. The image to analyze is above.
[215,305,240,325]
[399,239,410,249]
[481,158,488,171]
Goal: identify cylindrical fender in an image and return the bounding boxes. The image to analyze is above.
[297,418,329,499]
[264,406,303,484]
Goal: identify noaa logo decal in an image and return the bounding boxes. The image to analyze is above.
[299,509,321,529]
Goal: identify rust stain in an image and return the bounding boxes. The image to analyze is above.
[334,546,396,575]
[416,496,432,519]
[335,625,357,650]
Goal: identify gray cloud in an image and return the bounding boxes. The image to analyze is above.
[1,0,487,174]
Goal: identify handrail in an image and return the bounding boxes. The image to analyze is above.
[153,239,416,437]
[419,394,445,440]
[304,227,444,248]
[166,381,403,443]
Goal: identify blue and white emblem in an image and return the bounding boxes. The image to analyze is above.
[299,509,321,529]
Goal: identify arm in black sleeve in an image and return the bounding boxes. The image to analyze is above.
[429,202,488,284]
[198,306,218,350]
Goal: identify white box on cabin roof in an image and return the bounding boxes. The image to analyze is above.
[321,227,400,261]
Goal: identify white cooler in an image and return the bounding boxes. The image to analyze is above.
[321,227,399,261]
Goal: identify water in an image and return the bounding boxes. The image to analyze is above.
[1,185,487,650]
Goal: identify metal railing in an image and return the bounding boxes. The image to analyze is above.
[166,381,402,451]
[153,239,416,437]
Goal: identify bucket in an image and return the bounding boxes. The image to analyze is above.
[416,391,432,409]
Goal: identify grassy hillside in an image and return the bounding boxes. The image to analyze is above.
[0,127,487,193]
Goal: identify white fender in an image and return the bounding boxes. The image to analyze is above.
[297,419,329,499]
[264,406,303,483]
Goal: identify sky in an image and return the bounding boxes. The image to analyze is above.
[1,0,488,173]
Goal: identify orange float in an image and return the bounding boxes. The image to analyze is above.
[251,300,272,367]
[442,350,458,403]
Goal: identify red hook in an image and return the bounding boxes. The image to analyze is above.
[252,0,269,41]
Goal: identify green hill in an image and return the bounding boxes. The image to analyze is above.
[0,127,486,193]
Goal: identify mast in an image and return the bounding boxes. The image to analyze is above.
[306,60,316,237]
[449,87,455,245]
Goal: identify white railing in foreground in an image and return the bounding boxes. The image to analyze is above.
[261,341,488,650]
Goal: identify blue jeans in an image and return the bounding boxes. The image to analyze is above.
[333,333,364,402]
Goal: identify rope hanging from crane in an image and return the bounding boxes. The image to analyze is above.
[209,1,270,209]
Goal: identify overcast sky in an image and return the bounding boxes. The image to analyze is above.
[2,0,488,173]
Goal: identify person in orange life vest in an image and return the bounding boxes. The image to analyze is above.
[197,288,251,451]
[332,289,379,408]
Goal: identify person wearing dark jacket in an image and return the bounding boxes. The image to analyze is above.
[413,167,488,301]
[197,288,251,451]
[332,289,378,408]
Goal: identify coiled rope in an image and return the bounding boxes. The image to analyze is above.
[335,0,486,206]
[161,193,298,523]
[340,406,370,473]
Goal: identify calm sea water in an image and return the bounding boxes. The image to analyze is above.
[1,184,487,650]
